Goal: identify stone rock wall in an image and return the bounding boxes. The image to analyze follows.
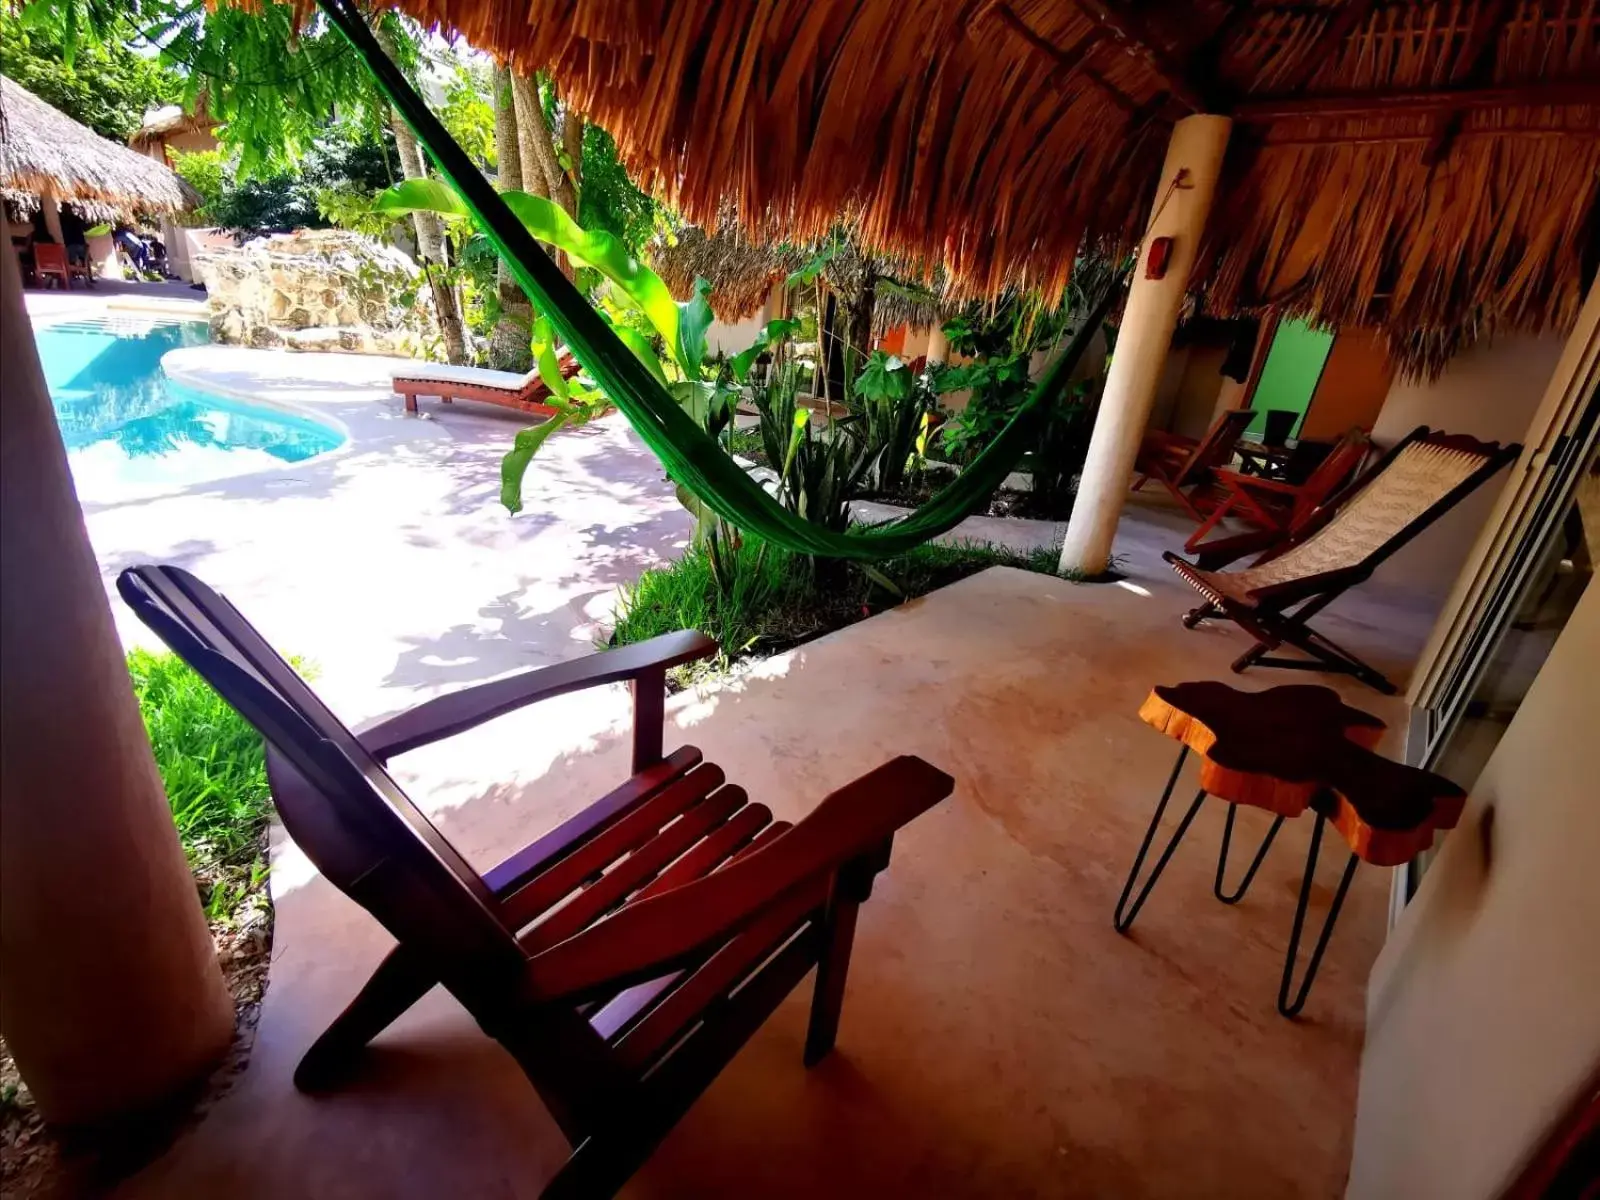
[195,229,440,358]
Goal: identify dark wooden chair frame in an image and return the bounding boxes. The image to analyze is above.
[1182,427,1370,552]
[118,565,954,1199]
[1133,408,1256,520]
[1167,426,1520,694]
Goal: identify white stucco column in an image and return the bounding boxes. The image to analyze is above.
[927,326,949,364]
[1058,113,1232,576]
[0,223,234,1125]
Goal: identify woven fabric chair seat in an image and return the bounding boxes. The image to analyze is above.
[1177,439,1494,605]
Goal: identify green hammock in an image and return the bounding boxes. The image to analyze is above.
[318,0,1125,561]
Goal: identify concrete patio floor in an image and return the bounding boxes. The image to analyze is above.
[104,457,1431,1198]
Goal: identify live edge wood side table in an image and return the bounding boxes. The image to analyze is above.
[1113,681,1467,1017]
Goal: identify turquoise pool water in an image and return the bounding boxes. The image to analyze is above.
[37,315,344,496]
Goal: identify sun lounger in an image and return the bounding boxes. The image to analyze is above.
[393,352,580,416]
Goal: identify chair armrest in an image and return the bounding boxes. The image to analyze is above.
[521,755,955,1002]
[358,630,717,761]
[1143,430,1197,453]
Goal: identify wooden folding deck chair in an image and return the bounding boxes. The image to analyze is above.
[393,352,581,416]
[1166,426,1520,694]
[1183,427,1370,552]
[1133,408,1255,520]
[118,565,954,1199]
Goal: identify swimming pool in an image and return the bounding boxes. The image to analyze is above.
[37,314,345,497]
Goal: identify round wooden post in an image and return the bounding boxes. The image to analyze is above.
[0,223,235,1126]
[1058,114,1233,576]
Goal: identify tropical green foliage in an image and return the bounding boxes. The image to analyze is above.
[440,63,496,171]
[0,5,181,140]
[172,121,395,233]
[930,278,1115,516]
[170,148,228,225]
[126,647,278,924]
[611,536,1067,684]
[15,0,403,176]
[578,124,668,259]
[375,179,732,508]
[848,350,934,493]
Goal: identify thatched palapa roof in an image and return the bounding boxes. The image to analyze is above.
[656,222,962,333]
[375,0,1600,376]
[129,100,220,157]
[1,76,201,216]
[652,225,801,321]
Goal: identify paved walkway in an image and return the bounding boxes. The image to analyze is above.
[86,346,694,727]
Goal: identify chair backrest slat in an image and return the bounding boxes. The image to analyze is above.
[118,566,515,971]
[1178,409,1256,486]
[1290,428,1370,524]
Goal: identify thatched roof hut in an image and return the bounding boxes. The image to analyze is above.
[652,225,801,322]
[655,223,962,333]
[1,75,201,216]
[128,98,220,160]
[373,0,1599,376]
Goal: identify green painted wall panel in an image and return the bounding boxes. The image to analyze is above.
[1248,319,1335,440]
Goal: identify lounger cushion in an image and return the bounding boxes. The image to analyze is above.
[393,363,539,392]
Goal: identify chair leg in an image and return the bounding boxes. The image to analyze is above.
[1230,640,1271,673]
[294,943,437,1091]
[1114,746,1207,932]
[1182,601,1219,629]
[1277,815,1360,1019]
[803,843,885,1066]
[803,894,859,1067]
[1213,805,1285,904]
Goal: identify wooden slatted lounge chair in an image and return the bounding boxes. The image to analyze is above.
[1166,427,1520,694]
[1133,408,1255,520]
[1183,427,1370,552]
[393,352,581,416]
[117,564,954,1200]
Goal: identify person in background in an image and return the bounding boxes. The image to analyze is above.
[58,204,89,269]
[114,224,151,273]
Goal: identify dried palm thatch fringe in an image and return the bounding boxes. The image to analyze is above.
[0,76,202,216]
[357,0,1597,377]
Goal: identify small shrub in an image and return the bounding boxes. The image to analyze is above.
[126,648,277,924]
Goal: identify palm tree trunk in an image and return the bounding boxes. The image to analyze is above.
[561,103,585,214]
[488,65,533,372]
[378,22,468,364]
[514,75,577,217]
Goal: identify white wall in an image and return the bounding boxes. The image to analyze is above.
[705,312,768,359]
[1369,335,1564,603]
[1347,579,1599,1198]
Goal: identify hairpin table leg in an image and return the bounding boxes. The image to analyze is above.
[1214,804,1286,904]
[1278,813,1360,1018]
[1114,745,1207,933]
